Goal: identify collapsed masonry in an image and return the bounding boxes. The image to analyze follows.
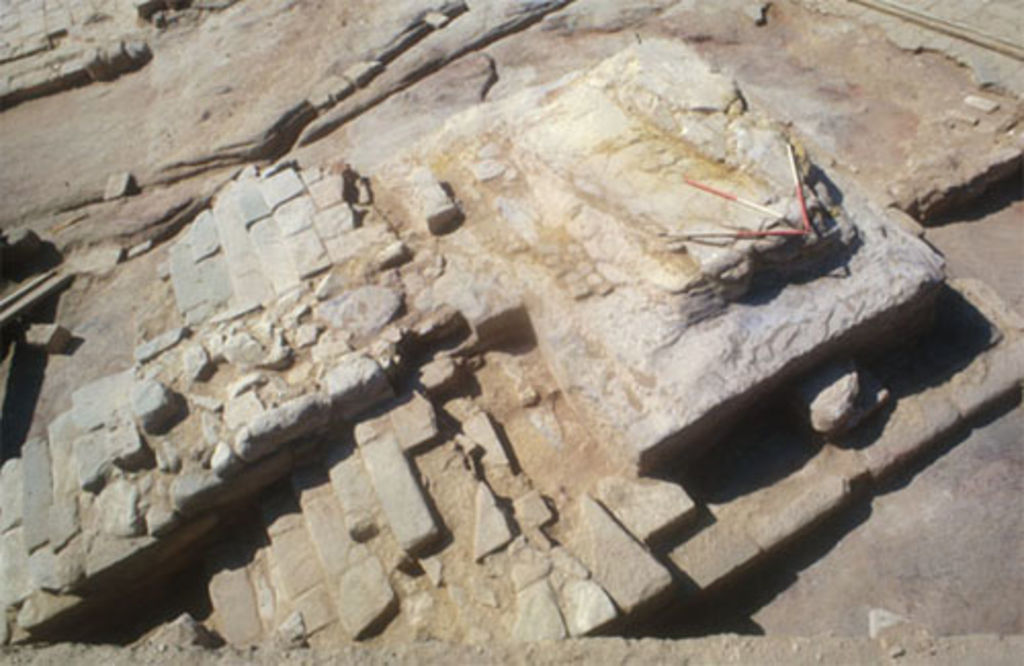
[1,40,1022,647]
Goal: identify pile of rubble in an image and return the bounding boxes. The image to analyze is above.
[1,38,1021,649]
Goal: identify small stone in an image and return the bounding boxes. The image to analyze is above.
[135,327,188,364]
[228,372,267,398]
[418,356,461,396]
[95,480,144,537]
[104,171,137,200]
[374,241,411,270]
[336,556,396,638]
[964,95,999,114]
[182,344,213,382]
[474,482,513,561]
[514,490,554,529]
[796,360,860,435]
[407,167,462,235]
[107,418,150,471]
[463,410,510,466]
[222,332,266,368]
[211,441,243,478]
[513,579,566,641]
[131,379,181,434]
[560,578,618,636]
[127,240,153,260]
[24,324,72,354]
[293,323,321,349]
[343,60,384,88]
[472,160,505,182]
[423,11,450,29]
[146,502,180,537]
[420,556,443,587]
[154,439,182,474]
[147,613,219,649]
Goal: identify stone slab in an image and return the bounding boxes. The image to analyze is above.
[21,437,53,553]
[1,527,32,607]
[327,443,381,542]
[70,370,134,432]
[513,579,566,642]
[268,521,324,602]
[188,210,221,263]
[261,168,306,211]
[357,426,440,553]
[473,482,513,561]
[388,391,438,452]
[574,495,673,615]
[336,555,395,638]
[594,476,697,544]
[0,458,23,533]
[288,228,331,279]
[248,216,302,296]
[560,578,618,637]
[273,195,316,237]
[208,566,263,646]
[668,521,762,592]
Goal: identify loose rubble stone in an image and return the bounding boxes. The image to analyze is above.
[796,360,861,435]
[223,331,267,367]
[474,482,513,561]
[182,343,213,382]
[375,241,411,270]
[21,437,53,553]
[276,610,307,647]
[211,441,243,478]
[103,171,136,200]
[234,393,330,462]
[314,271,348,301]
[462,410,511,466]
[406,167,463,235]
[575,495,673,615]
[135,327,188,364]
[224,391,265,432]
[594,476,697,544]
[147,612,219,648]
[324,354,393,419]
[131,379,181,434]
[515,490,554,530]
[357,425,440,553]
[95,480,144,538]
[418,356,461,396]
[24,323,72,354]
[0,458,24,533]
[561,578,618,636]
[318,285,403,339]
[228,372,266,398]
[513,579,566,642]
[336,555,396,638]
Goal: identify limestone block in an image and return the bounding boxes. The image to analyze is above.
[288,228,332,279]
[103,172,136,200]
[107,418,149,471]
[233,394,330,462]
[131,379,181,435]
[343,60,384,88]
[575,495,673,615]
[948,339,1024,420]
[209,566,263,646]
[746,475,850,552]
[268,521,324,601]
[406,167,462,235]
[327,443,380,542]
[473,482,513,561]
[182,343,213,382]
[514,490,553,530]
[0,458,23,533]
[309,176,346,213]
[462,410,510,467]
[336,555,396,638]
[188,210,221,263]
[70,370,134,432]
[1,527,32,607]
[261,168,306,211]
[15,590,83,633]
[513,579,566,641]
[357,426,439,553]
[560,578,618,636]
[594,476,697,544]
[324,354,393,419]
[668,521,761,592]
[248,217,302,296]
[272,195,316,237]
[72,430,111,493]
[223,391,265,432]
[301,492,364,579]
[293,584,337,636]
[146,613,219,648]
[389,391,438,452]
[94,480,144,538]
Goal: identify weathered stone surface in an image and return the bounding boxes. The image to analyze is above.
[594,477,697,544]
[357,425,439,553]
[233,393,330,462]
[95,480,144,537]
[309,176,346,212]
[745,475,850,552]
[24,323,72,354]
[289,228,332,279]
[70,371,134,432]
[72,430,111,493]
[668,521,762,592]
[250,215,302,295]
[135,327,188,364]
[224,390,265,432]
[293,584,337,636]
[418,356,461,396]
[21,437,53,553]
[1,527,32,606]
[389,391,438,452]
[0,458,23,533]
[301,492,364,579]
[404,166,462,235]
[261,168,306,210]
[327,443,380,542]
[513,579,566,642]
[343,60,384,87]
[473,482,513,561]
[796,360,860,435]
[188,210,221,263]
[560,578,618,637]
[336,555,396,638]
[380,39,945,472]
[107,418,149,471]
[318,285,403,339]
[146,612,219,648]
[462,410,510,466]
[182,343,213,382]
[324,354,393,419]
[267,519,324,601]
[575,495,672,615]
[947,339,1024,420]
[131,379,181,435]
[514,490,553,530]
[208,565,263,646]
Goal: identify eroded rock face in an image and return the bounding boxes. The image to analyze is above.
[378,38,945,470]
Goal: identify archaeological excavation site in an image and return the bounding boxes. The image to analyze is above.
[0,1,1021,663]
